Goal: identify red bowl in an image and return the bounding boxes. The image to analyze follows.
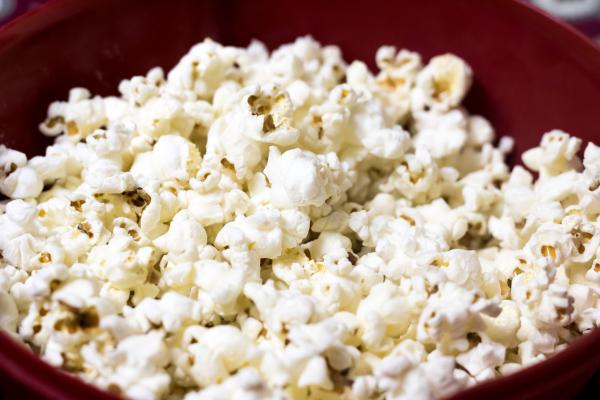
[1,0,600,399]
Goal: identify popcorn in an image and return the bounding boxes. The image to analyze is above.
[11,263,69,307]
[522,130,581,178]
[264,147,351,209]
[154,209,207,264]
[130,291,201,332]
[380,147,446,203]
[244,280,324,334]
[52,279,100,309]
[372,47,421,124]
[39,88,108,140]
[185,368,282,400]
[194,259,246,317]
[185,325,253,386]
[357,282,412,350]
[2,234,39,272]
[455,341,505,376]
[130,134,201,184]
[0,144,27,170]
[0,290,18,332]
[440,249,484,289]
[1,36,599,400]
[87,227,159,290]
[29,154,68,185]
[299,356,336,391]
[417,283,500,350]
[0,165,44,199]
[119,67,164,107]
[166,38,238,101]
[109,331,171,398]
[413,109,468,159]
[467,115,495,146]
[215,208,309,259]
[412,54,473,114]
[82,159,135,194]
[481,300,521,348]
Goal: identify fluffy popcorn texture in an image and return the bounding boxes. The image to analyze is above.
[1,36,599,400]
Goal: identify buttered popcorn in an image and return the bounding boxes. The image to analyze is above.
[1,36,600,400]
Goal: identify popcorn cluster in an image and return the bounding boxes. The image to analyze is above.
[1,36,599,400]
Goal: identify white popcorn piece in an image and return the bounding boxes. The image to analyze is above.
[132,291,200,332]
[215,208,309,259]
[119,67,164,107]
[417,283,500,348]
[0,290,18,332]
[185,325,252,386]
[82,159,135,194]
[154,209,207,264]
[131,135,201,185]
[0,145,28,171]
[357,282,412,350]
[193,259,245,316]
[481,300,521,348]
[297,355,334,389]
[264,147,351,209]
[583,142,600,176]
[39,88,108,140]
[412,53,473,114]
[442,249,484,289]
[522,130,581,178]
[456,341,505,376]
[88,227,159,290]
[467,115,495,146]
[185,368,282,400]
[244,280,324,334]
[29,154,68,185]
[414,109,468,159]
[52,279,99,309]
[135,95,194,139]
[110,330,171,398]
[0,166,44,199]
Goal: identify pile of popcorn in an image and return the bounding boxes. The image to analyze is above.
[1,36,600,400]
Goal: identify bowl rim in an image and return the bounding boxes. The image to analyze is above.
[1,0,600,399]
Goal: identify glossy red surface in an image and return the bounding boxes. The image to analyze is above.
[1,0,600,399]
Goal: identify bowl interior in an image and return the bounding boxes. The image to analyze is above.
[1,0,600,399]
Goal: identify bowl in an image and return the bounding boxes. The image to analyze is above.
[1,0,600,399]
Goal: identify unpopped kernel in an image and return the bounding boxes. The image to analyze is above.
[1,36,600,400]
